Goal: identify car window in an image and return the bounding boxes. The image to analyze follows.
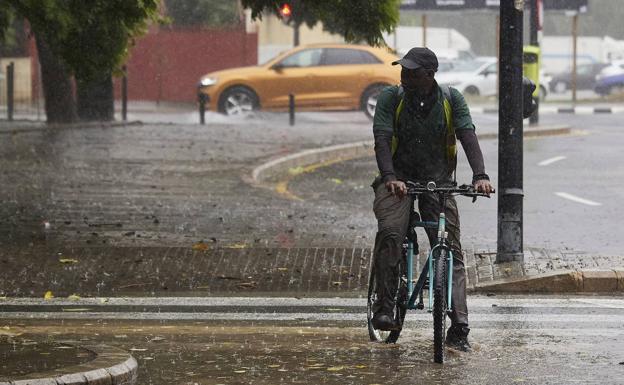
[279,49,323,68]
[577,65,591,75]
[452,60,488,72]
[322,48,382,65]
[481,63,497,75]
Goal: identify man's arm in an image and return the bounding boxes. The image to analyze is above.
[373,86,407,197]
[450,87,494,194]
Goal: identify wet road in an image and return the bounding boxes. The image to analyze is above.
[287,113,624,255]
[1,295,623,384]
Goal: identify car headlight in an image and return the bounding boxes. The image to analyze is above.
[199,77,218,87]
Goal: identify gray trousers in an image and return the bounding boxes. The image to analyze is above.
[372,182,469,325]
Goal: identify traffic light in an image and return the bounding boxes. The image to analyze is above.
[279,3,292,22]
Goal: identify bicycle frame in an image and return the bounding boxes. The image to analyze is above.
[405,193,454,313]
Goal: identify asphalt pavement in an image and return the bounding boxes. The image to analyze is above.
[1,295,623,384]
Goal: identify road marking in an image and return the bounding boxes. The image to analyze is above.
[555,192,602,206]
[1,311,623,324]
[1,296,623,308]
[538,156,566,166]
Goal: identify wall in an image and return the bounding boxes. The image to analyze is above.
[116,26,257,103]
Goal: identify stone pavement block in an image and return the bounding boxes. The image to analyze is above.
[581,270,618,292]
[474,271,583,293]
[106,357,137,385]
[57,372,87,385]
[12,379,58,385]
[83,369,112,385]
[616,271,624,291]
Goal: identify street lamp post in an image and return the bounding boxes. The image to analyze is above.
[497,0,525,263]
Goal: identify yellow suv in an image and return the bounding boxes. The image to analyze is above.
[197,44,400,119]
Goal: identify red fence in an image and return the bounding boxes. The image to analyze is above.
[116,26,258,103]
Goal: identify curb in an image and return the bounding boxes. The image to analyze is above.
[472,269,624,293]
[250,125,571,183]
[3,345,137,385]
[472,106,624,114]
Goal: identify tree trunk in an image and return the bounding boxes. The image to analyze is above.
[35,35,77,123]
[77,74,114,121]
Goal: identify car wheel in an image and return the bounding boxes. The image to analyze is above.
[361,84,390,120]
[464,86,480,96]
[553,81,567,94]
[218,86,259,116]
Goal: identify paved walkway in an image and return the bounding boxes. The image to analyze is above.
[0,112,621,297]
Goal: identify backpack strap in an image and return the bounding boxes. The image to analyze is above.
[440,85,457,169]
[391,85,404,155]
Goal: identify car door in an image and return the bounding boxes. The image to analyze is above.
[309,48,380,109]
[255,48,323,109]
[477,62,498,96]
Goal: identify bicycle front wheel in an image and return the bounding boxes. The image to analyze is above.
[433,248,448,363]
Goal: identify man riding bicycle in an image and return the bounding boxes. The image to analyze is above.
[371,47,494,352]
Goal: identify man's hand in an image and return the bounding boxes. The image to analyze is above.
[385,180,407,199]
[474,179,494,197]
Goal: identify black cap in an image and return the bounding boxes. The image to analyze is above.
[392,47,438,71]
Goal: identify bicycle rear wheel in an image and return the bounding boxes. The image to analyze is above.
[433,248,448,363]
[367,257,408,343]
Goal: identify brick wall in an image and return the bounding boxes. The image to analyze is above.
[116,26,258,103]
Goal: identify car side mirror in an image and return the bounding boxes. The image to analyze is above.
[271,63,284,72]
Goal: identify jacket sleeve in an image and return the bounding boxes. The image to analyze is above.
[373,86,398,182]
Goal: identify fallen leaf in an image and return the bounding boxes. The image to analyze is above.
[68,294,81,300]
[288,166,305,176]
[44,291,54,300]
[329,178,343,184]
[268,365,281,368]
[130,348,148,352]
[327,366,344,372]
[192,242,209,251]
[234,370,247,374]
[277,267,288,272]
[59,258,79,264]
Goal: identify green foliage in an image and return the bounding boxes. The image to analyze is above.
[241,0,400,46]
[164,0,240,27]
[7,0,160,81]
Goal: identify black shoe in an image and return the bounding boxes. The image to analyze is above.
[445,325,472,352]
[372,313,399,331]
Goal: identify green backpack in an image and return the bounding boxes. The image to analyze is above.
[391,85,457,169]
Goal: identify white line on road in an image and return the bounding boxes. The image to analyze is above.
[538,156,566,166]
[1,311,623,323]
[2,297,623,308]
[555,192,602,206]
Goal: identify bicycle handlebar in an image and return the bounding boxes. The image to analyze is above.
[405,181,495,198]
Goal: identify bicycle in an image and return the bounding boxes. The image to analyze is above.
[366,181,492,363]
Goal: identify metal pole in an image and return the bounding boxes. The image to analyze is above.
[422,14,427,46]
[122,65,128,121]
[572,13,578,103]
[198,94,206,125]
[294,22,300,47]
[529,0,539,125]
[7,62,14,121]
[497,0,524,263]
[289,94,295,126]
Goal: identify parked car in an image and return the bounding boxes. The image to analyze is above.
[197,44,400,119]
[435,57,498,97]
[594,73,624,95]
[549,62,609,93]
[597,60,624,78]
